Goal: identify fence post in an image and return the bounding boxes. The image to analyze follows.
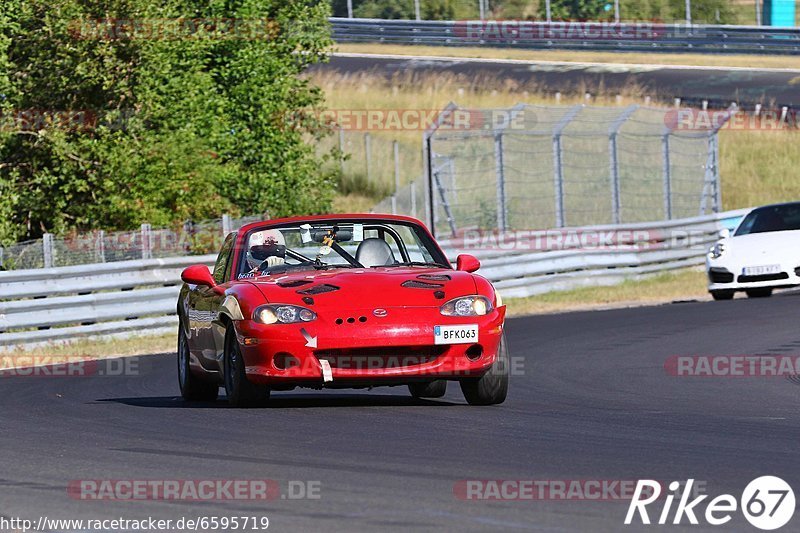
[609,133,621,224]
[608,105,639,225]
[43,233,54,268]
[662,133,672,220]
[338,128,345,177]
[364,133,372,184]
[393,140,401,195]
[712,133,722,212]
[222,213,232,236]
[494,132,507,231]
[97,230,106,263]
[140,223,152,260]
[410,181,417,218]
[391,195,397,215]
[552,105,582,228]
[415,0,421,20]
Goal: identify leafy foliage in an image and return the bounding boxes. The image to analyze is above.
[0,0,335,245]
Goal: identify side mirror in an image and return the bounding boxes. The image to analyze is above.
[181,264,216,288]
[456,254,481,273]
[718,228,731,239]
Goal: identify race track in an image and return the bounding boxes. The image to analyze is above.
[313,53,800,109]
[2,294,799,532]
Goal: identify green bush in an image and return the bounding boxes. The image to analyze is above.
[0,0,335,245]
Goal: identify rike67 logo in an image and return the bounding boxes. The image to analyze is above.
[625,477,795,530]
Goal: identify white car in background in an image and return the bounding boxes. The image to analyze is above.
[707,202,800,300]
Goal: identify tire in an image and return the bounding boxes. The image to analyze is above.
[746,288,773,298]
[409,380,447,399]
[177,326,219,402]
[223,328,269,408]
[711,290,734,301]
[460,335,509,406]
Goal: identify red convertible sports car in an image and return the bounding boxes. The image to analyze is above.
[177,214,508,407]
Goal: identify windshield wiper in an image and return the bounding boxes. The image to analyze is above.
[380,261,451,269]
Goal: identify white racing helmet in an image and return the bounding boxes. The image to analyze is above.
[246,229,286,270]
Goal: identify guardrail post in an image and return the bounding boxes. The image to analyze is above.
[43,233,54,268]
[494,132,507,231]
[662,134,672,220]
[140,224,152,260]
[222,213,232,236]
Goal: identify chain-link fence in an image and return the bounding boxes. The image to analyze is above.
[395,103,728,237]
[0,215,261,271]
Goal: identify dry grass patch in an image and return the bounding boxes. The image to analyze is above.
[504,268,709,316]
[336,43,800,71]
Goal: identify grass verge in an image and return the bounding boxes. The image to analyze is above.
[336,43,800,70]
[504,268,710,316]
[0,333,175,365]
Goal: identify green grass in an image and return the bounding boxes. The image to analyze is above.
[504,268,710,316]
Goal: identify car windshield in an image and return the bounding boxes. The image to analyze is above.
[734,203,800,236]
[236,220,449,279]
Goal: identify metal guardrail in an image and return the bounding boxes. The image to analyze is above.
[0,210,747,348]
[0,255,215,347]
[331,18,800,55]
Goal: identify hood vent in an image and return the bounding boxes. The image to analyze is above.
[278,279,312,288]
[402,280,444,289]
[417,273,451,281]
[297,284,340,295]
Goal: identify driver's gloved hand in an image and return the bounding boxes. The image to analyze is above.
[265,256,285,268]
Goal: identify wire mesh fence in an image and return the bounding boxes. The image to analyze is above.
[401,103,727,237]
[0,215,262,271]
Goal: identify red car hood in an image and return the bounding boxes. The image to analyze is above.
[246,267,478,309]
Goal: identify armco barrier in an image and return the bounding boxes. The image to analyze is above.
[0,210,747,348]
[331,18,800,55]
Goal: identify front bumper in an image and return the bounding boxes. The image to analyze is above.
[706,259,800,292]
[235,306,506,387]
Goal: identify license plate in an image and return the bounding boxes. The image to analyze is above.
[434,325,478,345]
[742,264,781,276]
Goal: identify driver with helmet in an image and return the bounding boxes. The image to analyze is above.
[246,229,286,272]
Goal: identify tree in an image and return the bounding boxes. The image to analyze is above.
[0,0,335,245]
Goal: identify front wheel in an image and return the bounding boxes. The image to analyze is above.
[177,326,219,402]
[745,288,773,298]
[409,380,447,399]
[224,328,270,408]
[460,335,509,406]
[710,290,734,301]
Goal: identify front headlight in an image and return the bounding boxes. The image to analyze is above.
[253,305,316,324]
[440,296,493,317]
[709,241,726,259]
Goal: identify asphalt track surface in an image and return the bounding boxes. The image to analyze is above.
[3,293,800,532]
[314,53,800,109]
